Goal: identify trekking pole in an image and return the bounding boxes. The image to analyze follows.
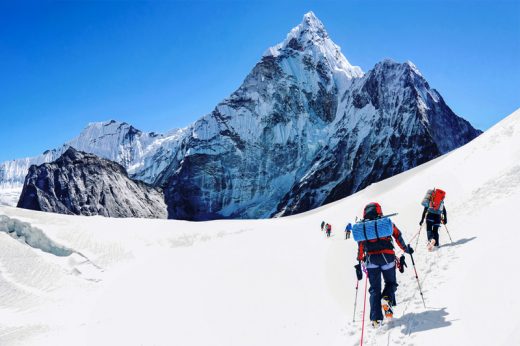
[414,224,423,249]
[352,279,359,322]
[409,252,426,308]
[359,266,369,346]
[409,224,421,244]
[443,224,453,243]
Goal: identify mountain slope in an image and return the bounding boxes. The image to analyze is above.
[17,147,167,218]
[1,12,480,221]
[0,120,185,190]
[162,12,480,220]
[0,107,517,345]
[276,59,481,215]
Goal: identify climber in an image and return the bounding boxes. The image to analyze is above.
[356,202,413,327]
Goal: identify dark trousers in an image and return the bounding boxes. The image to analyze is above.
[426,220,440,247]
[367,265,398,321]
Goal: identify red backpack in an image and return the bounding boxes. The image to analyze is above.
[428,188,446,214]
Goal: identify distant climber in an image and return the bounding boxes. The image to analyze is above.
[321,221,325,232]
[326,223,332,238]
[420,188,448,250]
[354,202,413,327]
[345,223,352,239]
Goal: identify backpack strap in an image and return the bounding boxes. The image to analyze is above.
[362,222,368,241]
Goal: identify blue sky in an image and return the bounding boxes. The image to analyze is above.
[0,0,519,162]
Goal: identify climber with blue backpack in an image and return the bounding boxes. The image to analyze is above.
[353,202,413,328]
[419,188,448,250]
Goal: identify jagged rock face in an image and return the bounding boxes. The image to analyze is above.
[275,60,482,216]
[162,13,480,220]
[17,148,167,218]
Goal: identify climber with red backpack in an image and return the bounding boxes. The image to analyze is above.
[325,223,332,237]
[353,202,413,327]
[419,188,448,249]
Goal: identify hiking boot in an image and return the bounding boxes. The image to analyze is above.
[382,296,393,318]
[371,320,382,328]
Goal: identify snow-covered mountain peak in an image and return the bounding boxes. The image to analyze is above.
[263,12,363,79]
[80,120,142,139]
[368,59,431,98]
[294,11,328,41]
[374,58,419,74]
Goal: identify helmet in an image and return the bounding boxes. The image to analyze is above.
[363,202,383,220]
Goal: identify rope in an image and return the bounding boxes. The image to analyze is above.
[360,272,369,346]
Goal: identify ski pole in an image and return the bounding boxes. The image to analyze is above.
[409,252,426,308]
[360,266,369,346]
[443,224,453,243]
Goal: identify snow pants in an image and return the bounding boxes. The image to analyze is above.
[367,264,398,321]
[426,213,441,246]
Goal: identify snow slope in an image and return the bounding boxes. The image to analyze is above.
[0,108,518,345]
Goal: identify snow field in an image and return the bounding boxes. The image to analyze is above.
[0,109,518,345]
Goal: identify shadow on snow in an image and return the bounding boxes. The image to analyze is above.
[394,307,453,334]
[440,236,477,248]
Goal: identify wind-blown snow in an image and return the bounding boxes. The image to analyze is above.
[0,108,518,345]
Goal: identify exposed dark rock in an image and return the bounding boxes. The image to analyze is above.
[17,148,167,218]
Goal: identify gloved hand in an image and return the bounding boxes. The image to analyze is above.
[419,220,423,226]
[354,263,363,281]
[405,244,414,255]
[398,255,407,273]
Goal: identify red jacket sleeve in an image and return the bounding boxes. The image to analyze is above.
[357,241,365,261]
[392,224,407,252]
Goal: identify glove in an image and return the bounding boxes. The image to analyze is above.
[419,220,423,226]
[354,263,362,281]
[398,255,407,273]
[405,244,414,255]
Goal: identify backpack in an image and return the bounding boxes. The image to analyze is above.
[423,188,446,215]
[352,217,393,242]
[421,189,433,208]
